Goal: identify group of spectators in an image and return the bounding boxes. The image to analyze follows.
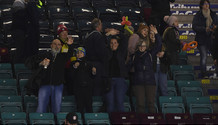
[11,0,218,120]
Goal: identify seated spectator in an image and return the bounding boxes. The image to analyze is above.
[71,47,96,114]
[64,112,78,125]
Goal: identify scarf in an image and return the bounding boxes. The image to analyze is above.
[202,9,213,27]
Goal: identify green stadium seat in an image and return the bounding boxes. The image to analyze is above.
[84,113,110,125]
[56,112,82,125]
[0,96,23,112]
[29,113,55,125]
[1,112,27,125]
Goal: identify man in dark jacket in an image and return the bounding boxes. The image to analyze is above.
[148,0,175,35]
[84,18,119,96]
[192,0,218,78]
[25,38,74,115]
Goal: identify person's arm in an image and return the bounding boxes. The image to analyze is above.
[128,34,139,55]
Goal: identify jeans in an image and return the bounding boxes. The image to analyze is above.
[198,45,208,76]
[36,84,63,115]
[155,64,168,96]
[105,78,127,113]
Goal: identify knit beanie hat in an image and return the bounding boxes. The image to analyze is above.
[76,47,86,56]
[137,23,149,33]
[57,24,68,35]
[164,16,178,26]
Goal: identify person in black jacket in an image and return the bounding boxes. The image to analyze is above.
[71,47,96,114]
[163,15,181,65]
[105,33,128,113]
[131,25,161,113]
[211,27,218,78]
[84,18,119,96]
[25,39,74,115]
[192,0,218,78]
[148,0,175,35]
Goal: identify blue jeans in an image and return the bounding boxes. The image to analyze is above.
[198,45,209,76]
[155,64,168,96]
[105,78,127,113]
[36,84,63,115]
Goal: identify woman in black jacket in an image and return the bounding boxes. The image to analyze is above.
[192,0,218,78]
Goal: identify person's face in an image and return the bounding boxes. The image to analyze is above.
[51,39,62,53]
[140,28,149,38]
[202,1,210,10]
[110,39,119,51]
[139,42,147,52]
[173,19,179,27]
[59,31,68,41]
[149,31,155,42]
[97,21,103,32]
[76,51,84,59]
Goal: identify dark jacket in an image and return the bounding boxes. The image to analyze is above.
[107,33,128,78]
[12,4,28,31]
[211,28,218,60]
[71,57,94,87]
[132,34,161,85]
[25,44,74,87]
[152,34,169,73]
[192,10,218,47]
[162,26,181,52]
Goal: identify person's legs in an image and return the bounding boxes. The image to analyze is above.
[198,45,208,77]
[84,87,93,113]
[51,84,63,115]
[36,85,51,113]
[114,78,127,112]
[132,85,146,113]
[144,85,157,113]
[159,71,168,96]
[105,79,115,113]
[75,87,85,114]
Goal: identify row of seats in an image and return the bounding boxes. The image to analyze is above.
[1,112,218,125]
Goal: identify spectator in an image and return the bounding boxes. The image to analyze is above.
[211,27,218,78]
[71,47,96,114]
[105,33,128,113]
[148,0,175,35]
[12,0,39,63]
[130,25,161,113]
[63,112,78,125]
[25,39,74,115]
[192,0,218,78]
[162,15,182,65]
[150,27,169,97]
[84,18,119,96]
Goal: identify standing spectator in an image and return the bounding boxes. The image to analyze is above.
[71,47,96,114]
[131,25,161,113]
[162,15,181,65]
[12,0,39,63]
[148,0,175,35]
[211,27,218,78]
[192,0,218,78]
[150,27,169,97]
[25,39,74,115]
[84,18,119,96]
[105,33,128,113]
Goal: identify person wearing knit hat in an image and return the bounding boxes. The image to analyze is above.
[57,24,68,35]
[71,46,96,114]
[64,112,78,125]
[162,15,182,65]
[163,15,178,27]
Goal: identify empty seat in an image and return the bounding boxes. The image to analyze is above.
[92,96,103,113]
[72,7,95,20]
[39,19,50,34]
[1,112,27,125]
[24,95,38,113]
[167,87,177,96]
[61,96,77,112]
[84,113,110,125]
[159,96,185,114]
[14,63,32,80]
[110,112,140,124]
[0,95,23,112]
[170,65,195,80]
[0,63,13,78]
[119,6,143,22]
[48,6,71,20]
[165,113,193,124]
[29,113,55,125]
[39,34,54,48]
[167,80,175,87]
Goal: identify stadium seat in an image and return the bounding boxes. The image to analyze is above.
[29,113,55,125]
[0,95,23,112]
[0,79,17,96]
[159,96,185,114]
[0,63,13,78]
[72,7,96,20]
[71,0,91,8]
[39,34,54,48]
[39,19,50,34]
[110,112,140,124]
[19,79,28,96]
[167,87,177,96]
[165,113,193,124]
[48,6,71,20]
[14,63,32,80]
[138,113,166,124]
[186,96,213,115]
[167,80,175,87]
[84,113,110,125]
[92,96,103,113]
[124,96,132,112]
[119,7,143,22]
[46,0,69,7]
[1,112,27,125]
[24,95,38,113]
[170,65,195,80]
[61,96,77,112]
[116,0,140,7]
[57,112,82,125]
